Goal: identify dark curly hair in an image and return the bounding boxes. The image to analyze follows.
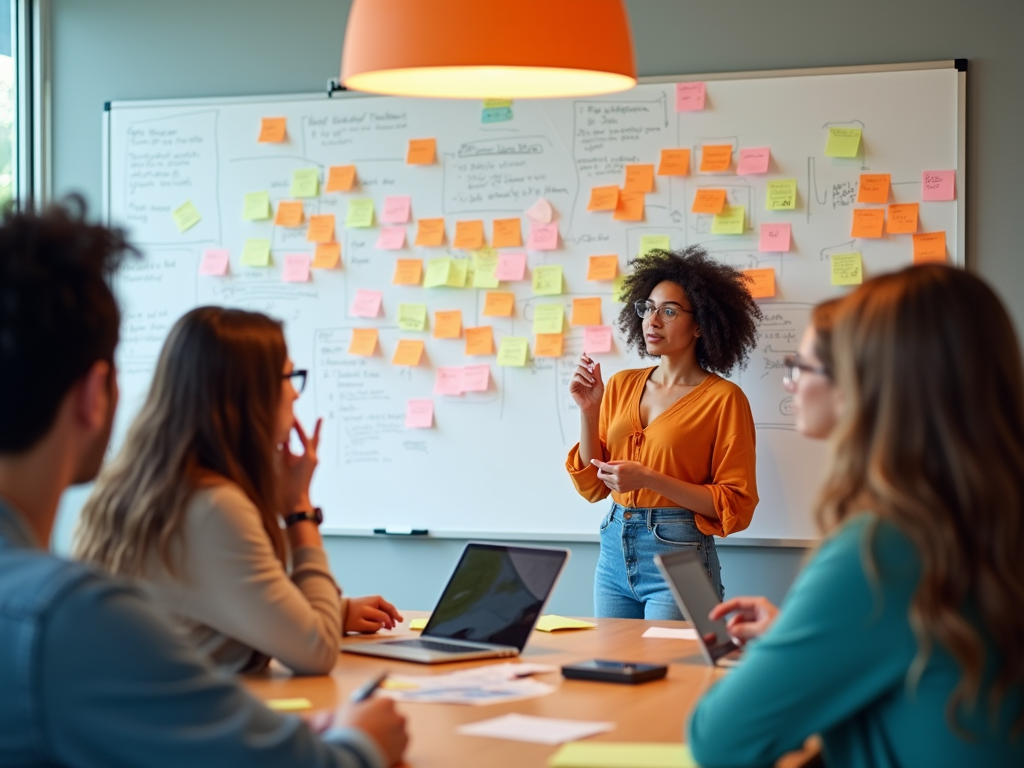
[616,246,764,374]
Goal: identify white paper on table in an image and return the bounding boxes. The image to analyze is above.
[642,627,699,640]
[457,713,615,744]
[381,663,558,706]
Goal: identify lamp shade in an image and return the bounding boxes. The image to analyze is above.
[341,0,636,99]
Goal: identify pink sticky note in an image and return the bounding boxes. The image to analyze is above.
[676,82,706,111]
[496,252,527,281]
[381,196,412,223]
[350,288,383,318]
[405,399,434,429]
[462,364,490,392]
[375,226,406,250]
[922,170,956,202]
[759,223,792,253]
[282,253,311,282]
[737,147,771,175]
[199,248,229,276]
[584,326,613,354]
[526,198,553,224]
[527,222,559,251]
[433,367,465,396]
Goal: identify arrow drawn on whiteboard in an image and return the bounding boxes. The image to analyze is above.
[658,91,668,127]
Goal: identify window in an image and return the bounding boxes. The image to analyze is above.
[0,0,13,203]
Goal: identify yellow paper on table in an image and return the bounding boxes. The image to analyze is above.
[453,219,485,250]
[348,328,378,356]
[306,214,335,243]
[424,257,452,288]
[613,191,645,221]
[266,698,313,712]
[172,200,202,232]
[472,248,500,288]
[743,268,776,298]
[258,117,286,143]
[639,234,671,256]
[831,252,863,286]
[532,264,563,296]
[825,127,862,158]
[275,200,304,227]
[699,144,732,173]
[587,255,618,281]
[571,297,602,326]
[345,199,375,228]
[392,339,425,366]
[433,309,462,338]
[657,148,690,176]
[406,138,437,165]
[241,238,271,266]
[483,291,515,317]
[313,243,341,269]
[465,326,494,356]
[397,303,428,331]
[534,333,564,358]
[415,218,446,247]
[711,205,745,235]
[409,618,429,631]
[496,336,529,367]
[612,274,628,303]
[492,217,522,247]
[325,164,357,192]
[535,615,597,632]
[587,186,619,212]
[243,191,272,220]
[533,304,565,335]
[887,203,919,234]
[393,258,423,285]
[548,742,695,768]
[291,168,320,198]
[447,259,469,288]
[623,164,655,193]
[692,188,726,214]
[765,180,797,211]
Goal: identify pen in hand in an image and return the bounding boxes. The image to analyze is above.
[349,671,389,703]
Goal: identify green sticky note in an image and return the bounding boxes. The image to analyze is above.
[171,200,201,233]
[831,252,863,285]
[240,238,271,267]
[825,127,862,158]
[612,274,628,303]
[291,168,320,198]
[532,264,563,296]
[397,303,428,331]
[548,742,695,768]
[472,248,500,288]
[639,234,671,256]
[424,257,452,288]
[497,336,529,367]
[765,179,797,211]
[533,304,565,335]
[243,192,271,221]
[710,205,745,235]
[345,199,375,228]
[448,258,469,288]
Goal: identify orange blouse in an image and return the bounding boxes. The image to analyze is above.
[565,368,758,537]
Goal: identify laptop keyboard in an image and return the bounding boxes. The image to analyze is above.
[387,638,485,654]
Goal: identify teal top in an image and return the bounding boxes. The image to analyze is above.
[688,514,1024,768]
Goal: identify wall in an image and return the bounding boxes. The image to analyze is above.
[49,0,1023,613]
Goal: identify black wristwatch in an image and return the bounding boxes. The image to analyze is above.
[284,507,323,527]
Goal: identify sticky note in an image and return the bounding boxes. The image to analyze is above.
[699,144,732,173]
[350,288,383,318]
[397,303,428,331]
[613,274,628,303]
[241,239,271,266]
[275,200,304,227]
[172,200,201,232]
[922,170,956,201]
[584,326,613,354]
[462,364,491,392]
[483,98,512,109]
[199,249,229,276]
[325,165,356,192]
[624,164,655,193]
[454,220,485,249]
[497,337,529,367]
[392,259,422,285]
[266,698,312,712]
[572,297,602,327]
[535,615,597,632]
[424,257,452,288]
[495,252,527,282]
[527,222,558,251]
[737,147,771,175]
[676,82,706,111]
[857,174,890,204]
[483,291,515,317]
[549,742,695,768]
[282,253,310,283]
[587,255,618,281]
[313,243,341,269]
[765,179,797,211]
[913,231,947,263]
[392,339,425,367]
[587,186,619,211]
[534,334,564,358]
[533,304,565,335]
[825,127,862,158]
[492,217,522,247]
[306,214,335,243]
[434,367,465,396]
[639,234,671,256]
[471,249,500,288]
[831,252,863,286]
[380,196,411,224]
[692,189,726,214]
[465,326,494,356]
[290,168,320,198]
[532,264,563,295]
[887,203,919,234]
[851,209,885,239]
[415,218,445,247]
[526,198,553,224]
[406,138,436,165]
[405,399,433,428]
[481,107,513,123]
[447,259,469,288]
[345,199,375,228]
[243,192,272,220]
[348,328,378,357]
[613,191,644,221]
[711,205,745,235]
[743,268,775,298]
[758,223,791,253]
[657,148,690,176]
[433,310,462,339]
[375,226,406,250]
[408,617,430,631]
[258,117,286,143]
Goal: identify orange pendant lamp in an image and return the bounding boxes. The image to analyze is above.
[341,0,636,99]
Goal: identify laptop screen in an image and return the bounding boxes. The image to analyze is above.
[656,551,738,661]
[422,544,567,649]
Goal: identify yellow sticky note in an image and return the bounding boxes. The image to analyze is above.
[612,274,628,303]
[765,180,797,211]
[913,231,947,263]
[743,268,776,298]
[447,258,469,288]
[397,303,428,331]
[496,336,529,367]
[887,203,919,234]
[465,326,495,356]
[699,144,732,173]
[483,98,512,109]
[409,617,429,631]
[826,127,862,158]
[306,214,336,243]
[393,258,423,285]
[624,164,655,193]
[613,191,645,221]
[275,201,304,227]
[325,165,357,192]
[571,297,602,327]
[266,698,313,712]
[535,615,597,632]
[532,264,563,296]
[587,186,619,212]
[172,200,201,233]
[433,309,462,339]
[483,291,515,317]
[549,742,695,768]
[492,218,522,248]
[657,148,690,176]
[453,220,485,250]
[240,239,271,266]
[407,138,437,165]
[692,188,727,214]
[243,192,271,221]
[424,257,452,288]
[415,218,446,247]
[534,333,564,358]
[472,248,500,288]
[348,328,378,356]
[291,168,320,198]
[639,234,671,256]
[345,199,375,228]
[258,117,286,143]
[851,209,885,239]
[533,304,564,335]
[711,205,745,235]
[587,255,618,281]
[857,173,890,204]
[312,243,341,269]
[831,252,863,286]
[392,339,425,366]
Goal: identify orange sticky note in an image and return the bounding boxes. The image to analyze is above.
[492,218,522,248]
[258,117,286,143]
[692,189,727,214]
[306,214,336,243]
[534,333,564,358]
[312,243,341,269]
[658,149,690,176]
[392,339,425,366]
[613,191,645,221]
[587,255,618,281]
[348,328,378,356]
[851,209,885,239]
[743,268,776,299]
[325,165,356,192]
[913,231,947,263]
[454,220,485,250]
[587,186,619,212]
[572,297,603,327]
[699,145,732,173]
[857,174,890,204]
[465,326,495,356]
[887,203,919,234]
[433,310,462,339]
[624,164,655,193]
[415,218,446,247]
[274,201,304,227]
[483,291,515,317]
[406,138,436,165]
[393,258,423,285]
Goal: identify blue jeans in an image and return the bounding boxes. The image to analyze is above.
[595,503,723,620]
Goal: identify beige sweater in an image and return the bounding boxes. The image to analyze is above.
[138,483,346,675]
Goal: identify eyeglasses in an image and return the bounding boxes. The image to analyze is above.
[634,301,694,323]
[283,369,308,395]
[782,355,829,387]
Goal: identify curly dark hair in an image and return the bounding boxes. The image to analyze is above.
[616,246,764,374]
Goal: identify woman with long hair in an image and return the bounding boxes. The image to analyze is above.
[689,265,1024,766]
[75,306,401,675]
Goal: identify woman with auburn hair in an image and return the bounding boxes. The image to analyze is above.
[689,265,1024,767]
[75,307,401,675]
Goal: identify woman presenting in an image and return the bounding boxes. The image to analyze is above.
[566,247,763,618]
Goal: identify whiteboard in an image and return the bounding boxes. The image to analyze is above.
[103,62,966,545]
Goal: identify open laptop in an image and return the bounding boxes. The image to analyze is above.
[343,543,569,664]
[655,550,743,667]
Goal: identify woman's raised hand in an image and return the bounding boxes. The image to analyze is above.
[280,416,323,511]
[569,353,604,414]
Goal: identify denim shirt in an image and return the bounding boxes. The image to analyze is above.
[0,498,383,768]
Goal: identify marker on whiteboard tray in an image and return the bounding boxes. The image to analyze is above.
[373,527,430,536]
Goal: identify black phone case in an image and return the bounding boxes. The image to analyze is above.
[561,660,668,684]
